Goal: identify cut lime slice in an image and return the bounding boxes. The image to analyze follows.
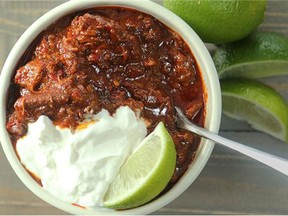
[221,78,288,143]
[213,31,288,78]
[103,122,176,210]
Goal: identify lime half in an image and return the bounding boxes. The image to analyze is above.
[214,31,288,78]
[221,78,288,143]
[103,122,176,210]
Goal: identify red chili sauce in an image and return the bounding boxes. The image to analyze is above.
[6,7,206,188]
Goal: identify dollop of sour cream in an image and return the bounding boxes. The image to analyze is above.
[16,106,147,207]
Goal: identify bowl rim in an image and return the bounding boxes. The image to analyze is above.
[0,0,221,214]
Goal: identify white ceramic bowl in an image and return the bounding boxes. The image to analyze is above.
[0,0,221,214]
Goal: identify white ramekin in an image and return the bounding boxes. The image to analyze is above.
[0,0,221,214]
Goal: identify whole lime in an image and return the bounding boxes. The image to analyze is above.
[163,0,267,44]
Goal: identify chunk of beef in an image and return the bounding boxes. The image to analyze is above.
[14,89,69,119]
[6,113,27,138]
[15,58,45,91]
[185,99,204,119]
[70,14,114,43]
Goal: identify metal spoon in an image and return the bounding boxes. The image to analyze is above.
[175,107,288,176]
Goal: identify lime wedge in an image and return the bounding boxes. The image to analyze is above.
[213,32,288,78]
[103,122,176,210]
[221,78,288,143]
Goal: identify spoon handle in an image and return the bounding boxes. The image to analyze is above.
[176,107,288,176]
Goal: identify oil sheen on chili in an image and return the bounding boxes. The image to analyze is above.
[6,7,206,188]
